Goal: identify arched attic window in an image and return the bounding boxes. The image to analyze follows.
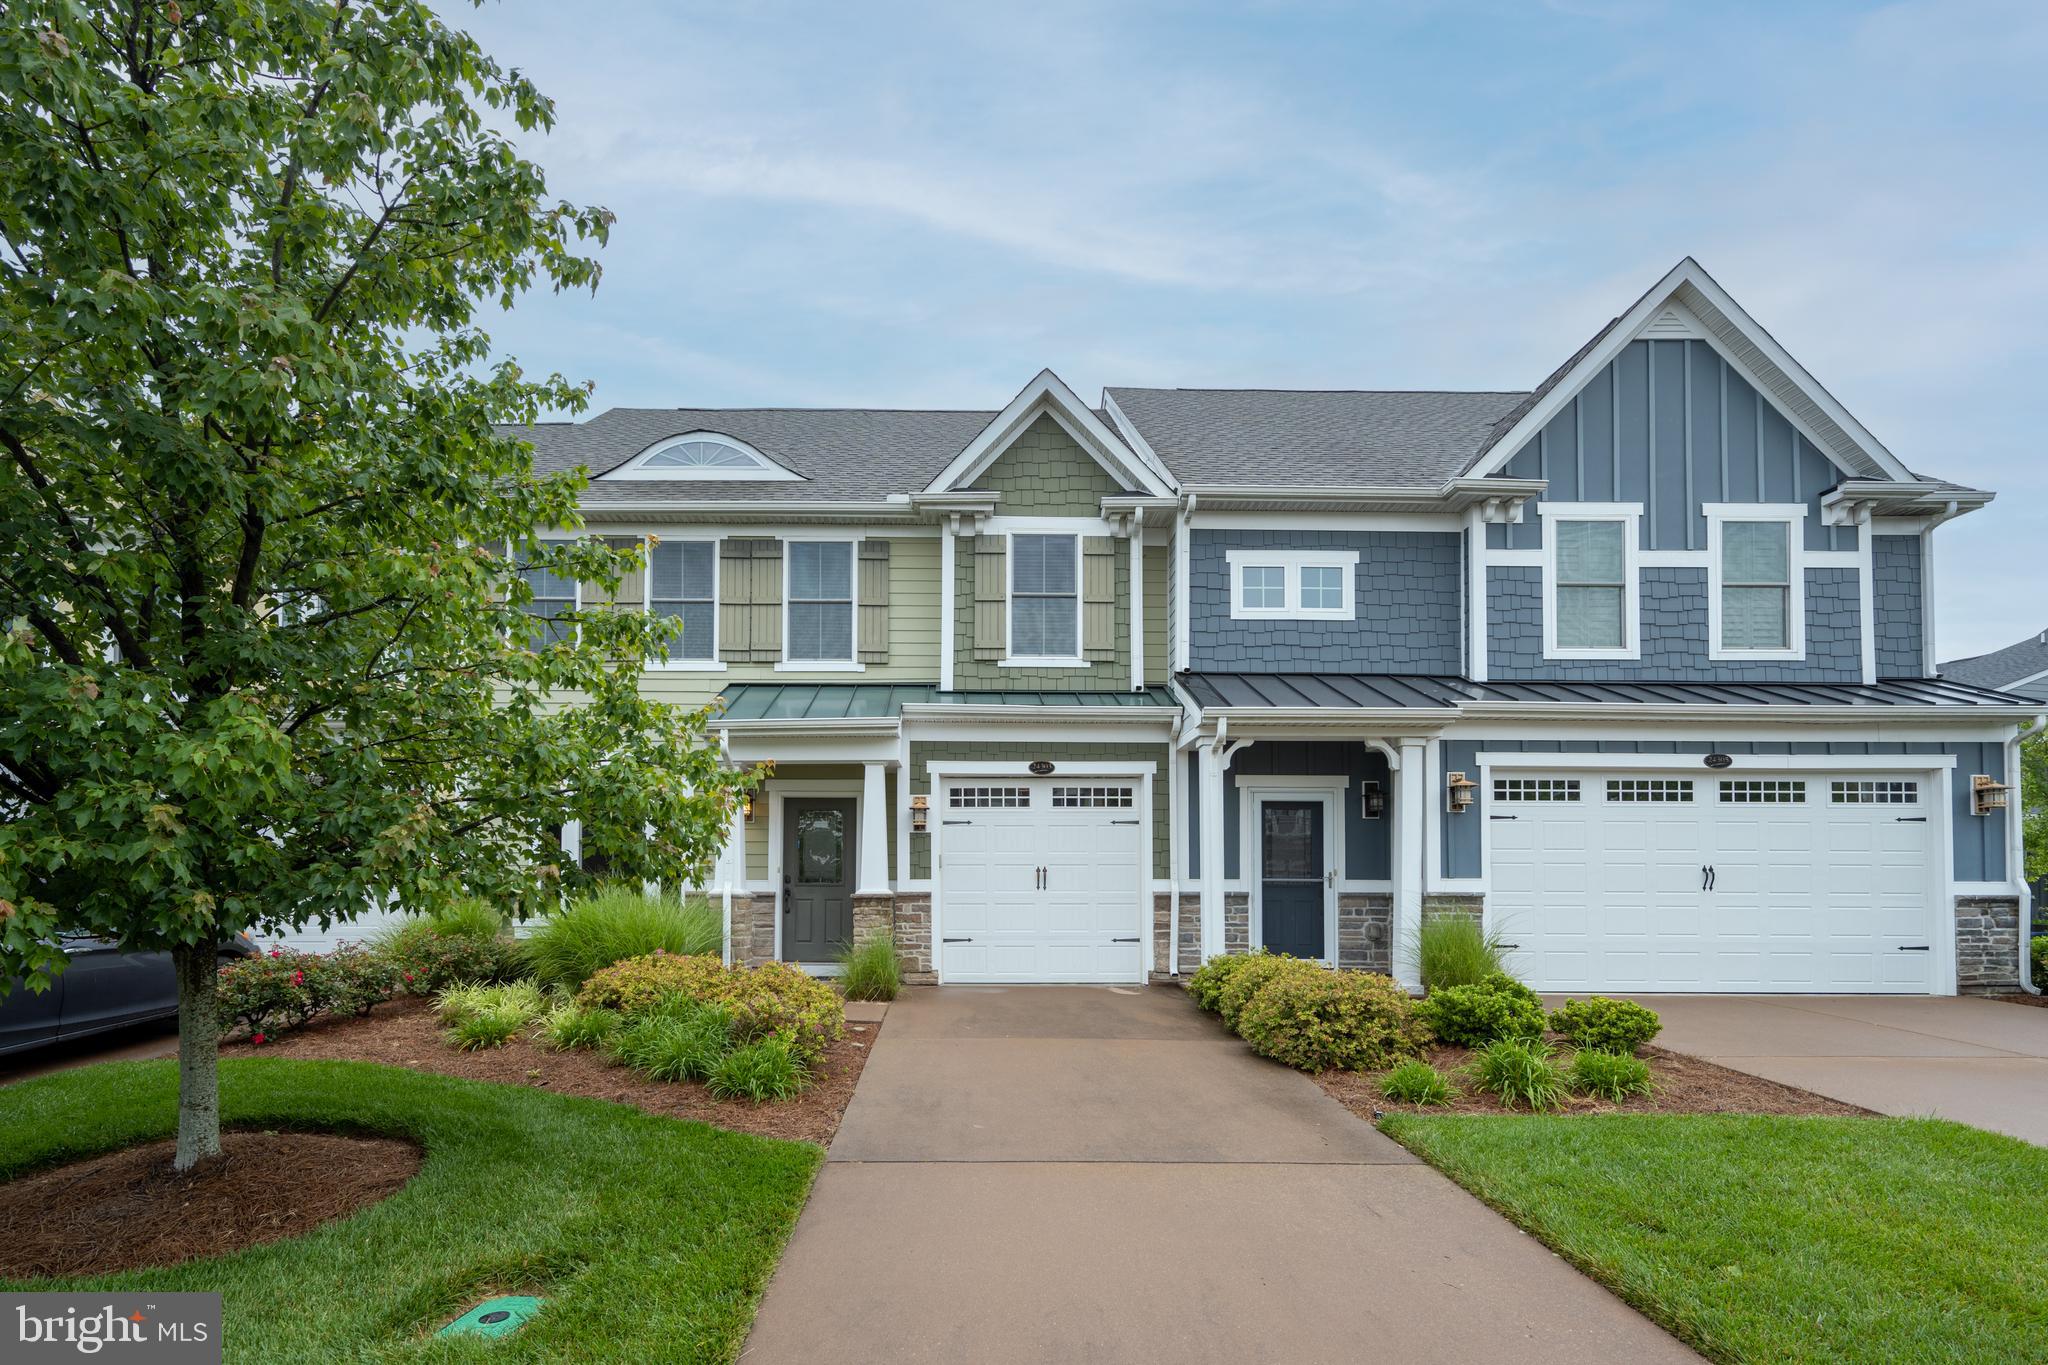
[599,431,803,482]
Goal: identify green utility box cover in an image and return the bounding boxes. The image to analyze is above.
[438,1295,544,1339]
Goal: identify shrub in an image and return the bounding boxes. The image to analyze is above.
[425,898,510,940]
[372,919,526,993]
[838,935,901,1002]
[2032,935,2047,987]
[577,953,736,1015]
[1381,1059,1455,1106]
[707,1038,809,1102]
[524,887,723,990]
[447,1002,527,1051]
[1415,971,1545,1048]
[1568,1048,1654,1102]
[1469,1037,1567,1110]
[1216,954,1322,1030]
[321,945,401,1017]
[1417,913,1508,989]
[608,1003,735,1082]
[217,950,328,1039]
[1549,996,1662,1055]
[1235,969,1431,1072]
[1186,951,1264,1013]
[541,1003,622,1051]
[435,980,549,1031]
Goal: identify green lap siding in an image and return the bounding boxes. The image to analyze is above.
[909,741,1170,879]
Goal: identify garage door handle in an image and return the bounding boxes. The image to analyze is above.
[943,819,974,825]
[1898,945,1931,951]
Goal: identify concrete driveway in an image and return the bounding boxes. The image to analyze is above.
[1639,995,2048,1145]
[741,985,1693,1365]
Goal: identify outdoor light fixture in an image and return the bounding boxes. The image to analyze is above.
[1360,781,1385,820]
[910,793,929,833]
[1971,774,2010,816]
[1445,770,1477,814]
[742,793,755,823]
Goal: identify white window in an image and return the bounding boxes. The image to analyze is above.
[649,540,717,662]
[600,432,803,482]
[1493,777,1581,802]
[950,786,1031,808]
[1051,785,1135,808]
[1706,505,1806,661]
[1224,549,1359,621]
[785,541,855,662]
[515,538,577,647]
[1606,778,1694,803]
[1010,533,1080,658]
[1539,504,1639,659]
[1831,780,1918,804]
[1719,779,1806,804]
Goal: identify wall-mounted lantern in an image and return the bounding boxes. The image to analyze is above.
[741,793,755,823]
[909,793,930,834]
[1971,774,2010,816]
[1360,781,1385,821]
[1445,770,1478,814]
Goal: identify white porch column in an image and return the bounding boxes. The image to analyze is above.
[1392,736,1428,991]
[1129,526,1146,692]
[1198,738,1227,961]
[857,760,892,896]
[939,517,958,691]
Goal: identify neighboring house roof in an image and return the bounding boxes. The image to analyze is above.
[1939,631,2048,698]
[1180,671,2037,713]
[1102,388,1527,489]
[508,407,997,503]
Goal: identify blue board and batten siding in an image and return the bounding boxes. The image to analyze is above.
[1488,565,1864,682]
[1487,339,1856,553]
[1187,529,1462,673]
[1437,739,2006,883]
[1872,535,1925,677]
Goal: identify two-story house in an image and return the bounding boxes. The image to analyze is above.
[510,259,2038,997]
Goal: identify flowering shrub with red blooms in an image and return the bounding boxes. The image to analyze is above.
[216,944,399,1040]
[372,921,526,994]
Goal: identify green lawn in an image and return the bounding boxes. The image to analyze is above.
[1,1058,822,1364]
[1382,1114,2047,1364]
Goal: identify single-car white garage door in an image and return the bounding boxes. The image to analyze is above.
[1488,770,1941,993]
[937,779,1146,983]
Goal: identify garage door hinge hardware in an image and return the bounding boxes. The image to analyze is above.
[943,819,974,825]
[1498,943,1520,950]
[1110,819,1140,825]
[1489,814,1517,821]
[942,936,973,944]
[1899,945,1931,951]
[1112,937,1140,943]
[1896,816,1928,822]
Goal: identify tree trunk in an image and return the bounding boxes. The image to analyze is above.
[171,942,222,1172]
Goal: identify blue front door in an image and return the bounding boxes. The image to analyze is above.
[1259,801,1325,960]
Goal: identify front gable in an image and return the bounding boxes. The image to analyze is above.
[923,368,1175,505]
[969,413,1122,515]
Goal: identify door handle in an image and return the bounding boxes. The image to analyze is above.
[1111,936,1140,944]
[1325,869,1334,888]
[1701,865,1710,892]
[1707,865,1716,891]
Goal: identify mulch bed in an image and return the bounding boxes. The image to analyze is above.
[224,995,877,1145]
[0,1130,422,1280]
[1989,992,2048,1010]
[1316,1042,1871,1120]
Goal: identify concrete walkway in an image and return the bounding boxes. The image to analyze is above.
[742,986,1694,1364]
[1639,994,2048,1145]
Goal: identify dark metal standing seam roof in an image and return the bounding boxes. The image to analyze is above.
[714,684,1179,722]
[1177,672,2040,711]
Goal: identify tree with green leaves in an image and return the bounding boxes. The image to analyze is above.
[0,0,755,1170]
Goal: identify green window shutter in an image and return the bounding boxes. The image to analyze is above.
[1082,536,1116,662]
[748,540,783,663]
[858,539,890,663]
[718,539,754,661]
[972,534,1006,661]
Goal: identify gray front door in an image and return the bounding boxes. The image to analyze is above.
[1259,801,1326,960]
[783,798,856,962]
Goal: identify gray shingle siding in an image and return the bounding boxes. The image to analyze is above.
[1189,529,1462,674]
[1487,565,1862,682]
[1872,535,1925,677]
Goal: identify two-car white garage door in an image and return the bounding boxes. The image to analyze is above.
[936,779,1146,983]
[1488,770,1941,994]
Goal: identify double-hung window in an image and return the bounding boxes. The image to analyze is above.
[1541,505,1637,658]
[649,540,717,662]
[1708,506,1803,659]
[1010,533,1080,658]
[785,541,855,663]
[516,538,578,647]
[1225,549,1358,620]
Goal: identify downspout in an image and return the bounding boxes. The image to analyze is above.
[2016,712,2047,993]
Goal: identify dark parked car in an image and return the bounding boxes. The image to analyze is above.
[0,933,260,1055]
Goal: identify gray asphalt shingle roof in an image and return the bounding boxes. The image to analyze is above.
[1105,387,1529,488]
[1939,631,2048,698]
[506,407,998,503]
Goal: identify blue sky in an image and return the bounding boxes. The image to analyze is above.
[451,0,2048,661]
